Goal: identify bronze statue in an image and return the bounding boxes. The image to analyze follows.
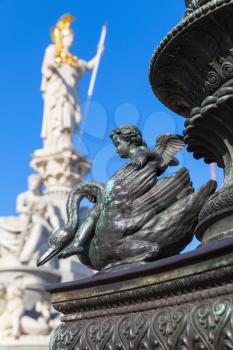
[37,125,216,271]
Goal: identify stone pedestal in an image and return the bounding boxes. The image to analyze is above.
[30,147,91,222]
[30,147,93,283]
[0,262,60,304]
[48,237,233,349]
[30,148,90,190]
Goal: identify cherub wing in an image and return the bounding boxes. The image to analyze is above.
[154,134,185,175]
[110,165,194,238]
[132,167,194,217]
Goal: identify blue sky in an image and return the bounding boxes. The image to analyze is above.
[0,0,222,250]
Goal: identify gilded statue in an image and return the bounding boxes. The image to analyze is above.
[40,14,103,153]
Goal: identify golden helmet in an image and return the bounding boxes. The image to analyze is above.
[51,14,75,43]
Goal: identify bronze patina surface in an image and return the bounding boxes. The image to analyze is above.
[49,237,233,349]
[49,237,233,304]
[150,0,233,243]
[38,126,215,272]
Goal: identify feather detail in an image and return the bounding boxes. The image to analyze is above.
[154,134,185,175]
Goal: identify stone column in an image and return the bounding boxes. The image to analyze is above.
[30,148,90,224]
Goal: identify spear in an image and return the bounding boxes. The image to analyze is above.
[78,24,107,144]
[88,24,107,98]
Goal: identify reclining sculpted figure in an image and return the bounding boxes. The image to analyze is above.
[37,125,216,271]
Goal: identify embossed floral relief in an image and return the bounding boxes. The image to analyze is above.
[50,297,233,350]
[150,1,233,117]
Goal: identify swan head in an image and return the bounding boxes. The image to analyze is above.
[37,227,72,267]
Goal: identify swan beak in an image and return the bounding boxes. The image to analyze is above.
[37,247,61,267]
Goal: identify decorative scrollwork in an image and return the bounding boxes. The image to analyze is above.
[199,187,233,221]
[204,54,233,95]
[184,86,233,226]
[85,318,115,349]
[54,265,233,320]
[205,70,222,90]
[192,299,232,348]
[185,0,214,16]
[118,313,150,349]
[158,310,184,338]
[50,298,233,349]
[149,0,233,117]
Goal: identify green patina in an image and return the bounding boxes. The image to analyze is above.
[38,125,216,271]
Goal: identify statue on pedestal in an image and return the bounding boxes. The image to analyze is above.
[31,13,105,196]
[39,14,103,154]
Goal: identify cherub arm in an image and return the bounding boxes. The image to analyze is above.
[130,135,184,171]
[130,148,161,170]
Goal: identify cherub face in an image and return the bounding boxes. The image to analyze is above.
[112,135,130,158]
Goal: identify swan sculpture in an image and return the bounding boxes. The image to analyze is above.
[37,125,216,271]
